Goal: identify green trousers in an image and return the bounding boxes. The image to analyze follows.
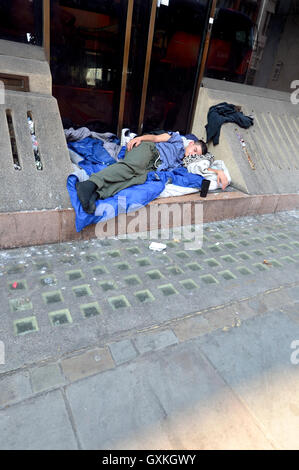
[89,142,160,199]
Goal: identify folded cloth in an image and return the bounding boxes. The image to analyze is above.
[65,127,118,143]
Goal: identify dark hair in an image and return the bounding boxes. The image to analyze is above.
[196,139,208,155]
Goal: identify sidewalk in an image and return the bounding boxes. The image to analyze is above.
[0,210,299,449]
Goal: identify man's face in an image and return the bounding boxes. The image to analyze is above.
[184,141,202,157]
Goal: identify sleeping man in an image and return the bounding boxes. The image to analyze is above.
[76,132,229,214]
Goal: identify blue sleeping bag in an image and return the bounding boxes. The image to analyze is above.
[67,142,204,232]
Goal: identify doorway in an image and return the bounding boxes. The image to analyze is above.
[50,0,211,135]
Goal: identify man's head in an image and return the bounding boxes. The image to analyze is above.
[184,139,208,157]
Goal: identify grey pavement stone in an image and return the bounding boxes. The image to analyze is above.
[0,390,78,450]
[173,315,212,341]
[196,310,299,449]
[30,363,65,393]
[65,341,274,450]
[133,329,178,355]
[61,347,115,382]
[108,339,138,365]
[285,286,299,303]
[0,371,32,408]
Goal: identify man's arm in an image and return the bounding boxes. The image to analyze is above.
[207,168,229,190]
[127,133,170,151]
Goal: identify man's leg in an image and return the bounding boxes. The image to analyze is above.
[76,142,159,213]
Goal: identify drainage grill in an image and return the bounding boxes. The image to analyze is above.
[6,109,21,170]
[27,111,43,170]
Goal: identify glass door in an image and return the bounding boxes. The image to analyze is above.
[50,0,128,133]
[141,0,210,135]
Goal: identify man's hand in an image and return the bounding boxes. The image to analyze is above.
[216,169,228,190]
[126,136,143,151]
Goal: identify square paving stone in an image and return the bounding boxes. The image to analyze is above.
[156,254,172,264]
[80,302,102,318]
[72,285,93,297]
[40,275,57,287]
[264,235,277,242]
[108,295,131,310]
[236,266,253,276]
[9,297,33,313]
[166,266,184,275]
[114,262,131,271]
[85,253,99,262]
[92,265,109,276]
[224,242,238,249]
[136,258,151,267]
[276,232,289,240]
[158,284,178,296]
[66,269,84,281]
[134,329,179,354]
[251,238,263,244]
[252,250,265,256]
[124,275,142,286]
[42,290,64,305]
[175,251,190,259]
[134,289,155,303]
[179,279,198,290]
[107,250,121,258]
[267,259,283,268]
[200,274,218,284]
[60,255,80,265]
[8,280,28,291]
[221,255,238,263]
[208,244,222,253]
[30,363,65,393]
[186,262,202,271]
[98,280,116,292]
[281,256,296,264]
[49,309,72,326]
[204,258,221,268]
[237,252,252,261]
[146,270,164,280]
[7,264,25,275]
[13,316,38,336]
[278,244,292,251]
[218,270,237,281]
[239,240,251,247]
[166,241,177,248]
[126,247,142,255]
[253,263,269,272]
[108,339,138,365]
[193,248,206,256]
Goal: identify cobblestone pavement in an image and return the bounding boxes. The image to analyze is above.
[0,210,299,449]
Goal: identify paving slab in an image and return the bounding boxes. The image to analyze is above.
[196,310,299,449]
[0,390,78,450]
[65,340,274,450]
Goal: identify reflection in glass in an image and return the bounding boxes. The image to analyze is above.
[50,0,127,132]
[0,0,42,45]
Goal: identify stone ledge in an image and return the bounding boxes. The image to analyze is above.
[1,191,299,249]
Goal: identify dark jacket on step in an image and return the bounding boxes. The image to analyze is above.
[205,102,254,145]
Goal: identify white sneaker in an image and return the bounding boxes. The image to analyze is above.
[121,128,137,147]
